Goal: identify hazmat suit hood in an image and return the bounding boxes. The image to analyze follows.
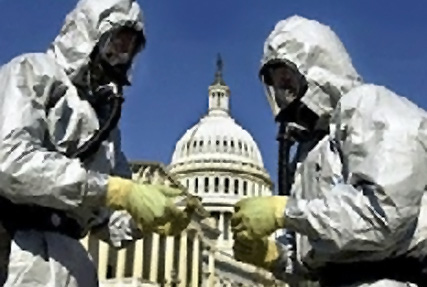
[47,0,145,86]
[261,15,362,122]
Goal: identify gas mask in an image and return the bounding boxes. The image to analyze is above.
[260,60,319,197]
[99,27,139,64]
[72,27,144,162]
[260,60,319,143]
[91,26,145,88]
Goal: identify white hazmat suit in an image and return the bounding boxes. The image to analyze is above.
[235,15,427,287]
[0,0,147,286]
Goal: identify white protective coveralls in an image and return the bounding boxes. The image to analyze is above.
[262,16,427,286]
[0,0,145,286]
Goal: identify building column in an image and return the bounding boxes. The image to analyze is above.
[227,212,232,247]
[178,232,188,287]
[191,233,200,287]
[218,212,224,245]
[115,248,127,279]
[188,177,194,194]
[132,239,144,279]
[207,249,215,287]
[219,176,224,193]
[150,233,160,282]
[98,241,110,281]
[164,236,175,286]
[209,176,214,193]
[251,182,256,197]
[80,235,89,251]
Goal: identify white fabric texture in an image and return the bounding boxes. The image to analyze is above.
[263,16,427,287]
[0,0,145,286]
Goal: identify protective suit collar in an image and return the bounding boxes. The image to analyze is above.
[261,15,362,119]
[47,0,145,85]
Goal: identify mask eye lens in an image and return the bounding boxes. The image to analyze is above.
[261,63,301,111]
[265,65,297,91]
[110,29,138,54]
[100,28,141,66]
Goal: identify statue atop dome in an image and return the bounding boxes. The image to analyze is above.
[212,53,226,86]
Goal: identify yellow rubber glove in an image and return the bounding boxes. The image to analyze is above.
[106,176,196,235]
[233,236,281,272]
[153,195,204,236]
[231,196,288,240]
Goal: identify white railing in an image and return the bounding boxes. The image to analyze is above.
[80,230,205,287]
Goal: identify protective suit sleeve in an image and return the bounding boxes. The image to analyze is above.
[90,209,143,249]
[284,84,427,262]
[0,54,108,210]
[271,233,313,283]
[90,128,143,247]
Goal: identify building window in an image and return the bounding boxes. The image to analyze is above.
[195,178,199,193]
[234,179,239,195]
[243,181,247,196]
[186,179,189,188]
[224,178,230,194]
[204,177,209,193]
[199,140,204,152]
[210,212,219,229]
[214,212,220,229]
[214,177,219,193]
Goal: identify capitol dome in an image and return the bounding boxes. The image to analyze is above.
[171,109,264,168]
[168,55,273,252]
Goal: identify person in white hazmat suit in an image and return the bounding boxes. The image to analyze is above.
[0,0,200,286]
[231,15,427,286]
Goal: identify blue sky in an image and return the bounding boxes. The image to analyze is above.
[0,1,426,188]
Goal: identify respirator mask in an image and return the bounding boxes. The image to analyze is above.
[259,59,317,196]
[259,59,320,143]
[91,26,145,88]
[73,27,145,162]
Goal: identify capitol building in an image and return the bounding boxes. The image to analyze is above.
[80,56,286,287]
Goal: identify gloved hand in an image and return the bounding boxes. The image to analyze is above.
[231,196,288,239]
[152,194,204,236]
[106,176,196,235]
[233,236,281,272]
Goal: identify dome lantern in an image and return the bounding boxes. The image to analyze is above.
[208,54,230,116]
